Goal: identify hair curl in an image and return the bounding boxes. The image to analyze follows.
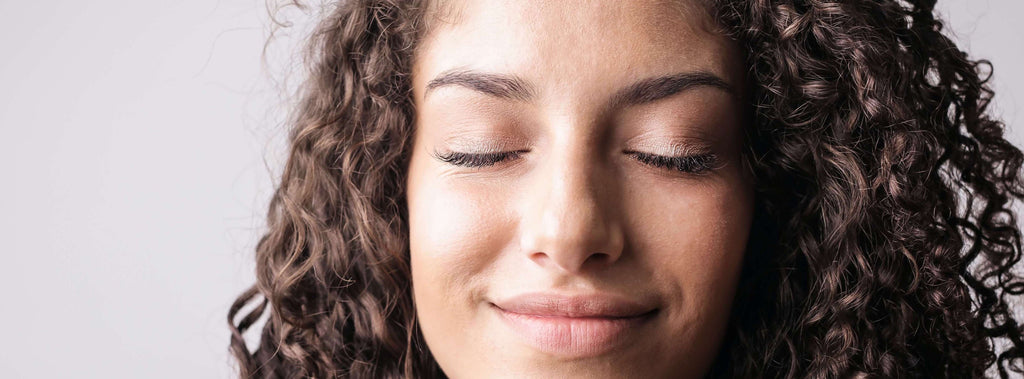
[228,0,1024,377]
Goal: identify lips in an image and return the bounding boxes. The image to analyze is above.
[490,293,659,357]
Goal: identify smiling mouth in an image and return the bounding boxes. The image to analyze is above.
[489,293,660,358]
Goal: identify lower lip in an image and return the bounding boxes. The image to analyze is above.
[492,304,656,358]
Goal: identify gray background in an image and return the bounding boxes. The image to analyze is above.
[0,1,1020,378]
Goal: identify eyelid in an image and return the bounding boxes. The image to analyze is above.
[623,149,722,174]
[431,149,529,168]
[626,138,714,157]
[441,134,530,154]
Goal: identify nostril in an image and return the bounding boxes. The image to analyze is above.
[528,250,613,273]
[584,252,613,265]
[529,252,552,265]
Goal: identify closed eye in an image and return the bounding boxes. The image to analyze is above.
[432,149,529,168]
[432,149,720,174]
[624,150,719,174]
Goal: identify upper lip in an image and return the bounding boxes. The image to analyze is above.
[491,292,658,318]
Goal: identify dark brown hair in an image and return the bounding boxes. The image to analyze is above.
[229,0,1024,377]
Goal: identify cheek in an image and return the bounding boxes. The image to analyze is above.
[626,177,752,346]
[409,179,517,278]
[643,187,749,274]
[407,175,517,339]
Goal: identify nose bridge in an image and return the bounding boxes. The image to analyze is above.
[520,128,624,273]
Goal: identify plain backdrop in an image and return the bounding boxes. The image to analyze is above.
[0,1,1021,378]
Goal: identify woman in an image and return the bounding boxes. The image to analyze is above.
[229,0,1024,377]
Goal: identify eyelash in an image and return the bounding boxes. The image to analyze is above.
[624,150,719,174]
[434,149,718,174]
[434,149,529,167]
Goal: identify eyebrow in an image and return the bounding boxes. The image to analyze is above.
[424,69,734,106]
[425,69,535,101]
[609,72,735,108]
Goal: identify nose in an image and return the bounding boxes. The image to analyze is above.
[518,145,626,274]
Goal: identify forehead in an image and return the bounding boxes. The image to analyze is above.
[413,0,742,99]
[423,0,717,40]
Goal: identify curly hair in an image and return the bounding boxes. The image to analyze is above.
[228,0,1024,377]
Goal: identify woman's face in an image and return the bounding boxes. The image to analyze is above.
[406,0,752,377]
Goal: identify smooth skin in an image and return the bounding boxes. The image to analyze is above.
[406,0,754,377]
